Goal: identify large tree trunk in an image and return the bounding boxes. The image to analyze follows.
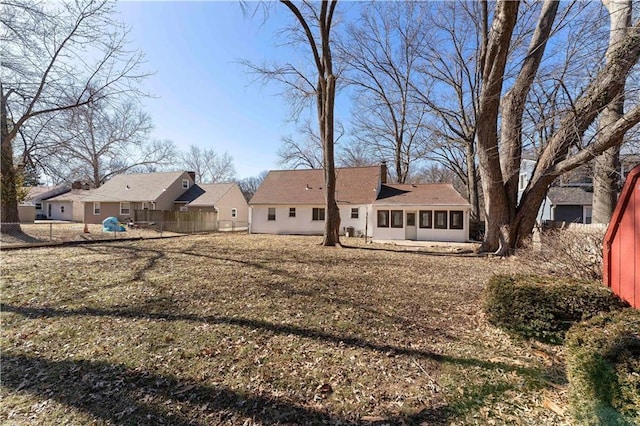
[322,75,341,246]
[1,85,21,232]
[500,0,559,221]
[509,23,640,245]
[476,0,520,254]
[465,141,480,222]
[592,0,631,224]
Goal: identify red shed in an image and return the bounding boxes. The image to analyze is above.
[603,163,640,308]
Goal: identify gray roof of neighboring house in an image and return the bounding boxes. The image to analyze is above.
[547,186,593,206]
[84,171,188,202]
[20,185,70,205]
[175,183,236,206]
[375,184,471,207]
[249,166,381,205]
[45,189,94,202]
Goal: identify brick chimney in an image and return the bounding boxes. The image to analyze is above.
[380,161,388,184]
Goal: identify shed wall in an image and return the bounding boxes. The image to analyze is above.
[604,165,640,309]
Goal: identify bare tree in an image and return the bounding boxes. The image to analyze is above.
[476,0,640,254]
[337,138,376,168]
[592,0,632,223]
[246,1,341,245]
[1,0,148,228]
[41,98,175,187]
[415,0,487,221]
[341,1,430,184]
[178,145,236,184]
[277,119,344,169]
[237,171,268,202]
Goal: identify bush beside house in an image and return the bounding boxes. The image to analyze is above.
[482,274,629,344]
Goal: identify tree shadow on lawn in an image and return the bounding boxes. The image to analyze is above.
[77,244,456,342]
[3,303,567,424]
[3,303,554,381]
[1,352,339,425]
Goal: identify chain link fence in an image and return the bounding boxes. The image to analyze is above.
[0,220,249,249]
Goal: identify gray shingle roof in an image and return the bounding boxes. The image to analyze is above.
[45,189,94,202]
[175,183,235,206]
[547,186,593,205]
[84,171,187,202]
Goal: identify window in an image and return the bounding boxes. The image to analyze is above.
[142,202,149,210]
[406,212,416,227]
[268,208,276,221]
[182,179,189,189]
[391,210,403,228]
[312,207,325,221]
[584,206,593,224]
[60,205,65,213]
[93,202,101,215]
[519,173,527,190]
[434,210,447,229]
[351,208,359,219]
[377,210,389,227]
[450,211,463,229]
[179,206,188,212]
[419,210,432,228]
[35,203,42,210]
[231,208,237,218]
[289,207,296,217]
[120,202,130,215]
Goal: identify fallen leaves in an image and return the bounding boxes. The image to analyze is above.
[1,233,569,425]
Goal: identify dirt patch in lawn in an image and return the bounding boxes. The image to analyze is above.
[1,234,570,425]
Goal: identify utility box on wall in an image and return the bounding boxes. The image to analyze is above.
[603,164,640,309]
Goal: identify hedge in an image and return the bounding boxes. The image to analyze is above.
[565,309,640,425]
[482,275,628,344]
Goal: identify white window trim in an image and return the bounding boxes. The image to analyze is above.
[182,179,190,189]
[93,202,101,215]
[120,202,131,215]
[231,208,237,218]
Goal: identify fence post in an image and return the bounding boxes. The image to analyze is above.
[49,223,53,242]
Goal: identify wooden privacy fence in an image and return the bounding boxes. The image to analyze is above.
[134,210,218,233]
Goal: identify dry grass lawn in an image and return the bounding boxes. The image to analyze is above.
[1,234,571,425]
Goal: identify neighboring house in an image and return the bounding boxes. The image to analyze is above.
[546,186,593,224]
[43,187,94,222]
[83,171,196,224]
[519,159,593,224]
[174,183,249,227]
[249,163,471,243]
[19,185,70,223]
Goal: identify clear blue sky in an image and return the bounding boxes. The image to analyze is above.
[116,1,318,179]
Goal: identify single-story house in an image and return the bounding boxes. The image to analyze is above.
[82,171,197,224]
[373,183,470,242]
[174,183,249,228]
[43,185,94,222]
[19,185,71,222]
[249,163,471,242]
[518,159,593,224]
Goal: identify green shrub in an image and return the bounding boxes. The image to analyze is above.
[482,274,628,344]
[565,309,640,425]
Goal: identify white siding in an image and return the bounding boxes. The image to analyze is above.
[46,201,74,221]
[372,205,469,243]
[250,204,369,235]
